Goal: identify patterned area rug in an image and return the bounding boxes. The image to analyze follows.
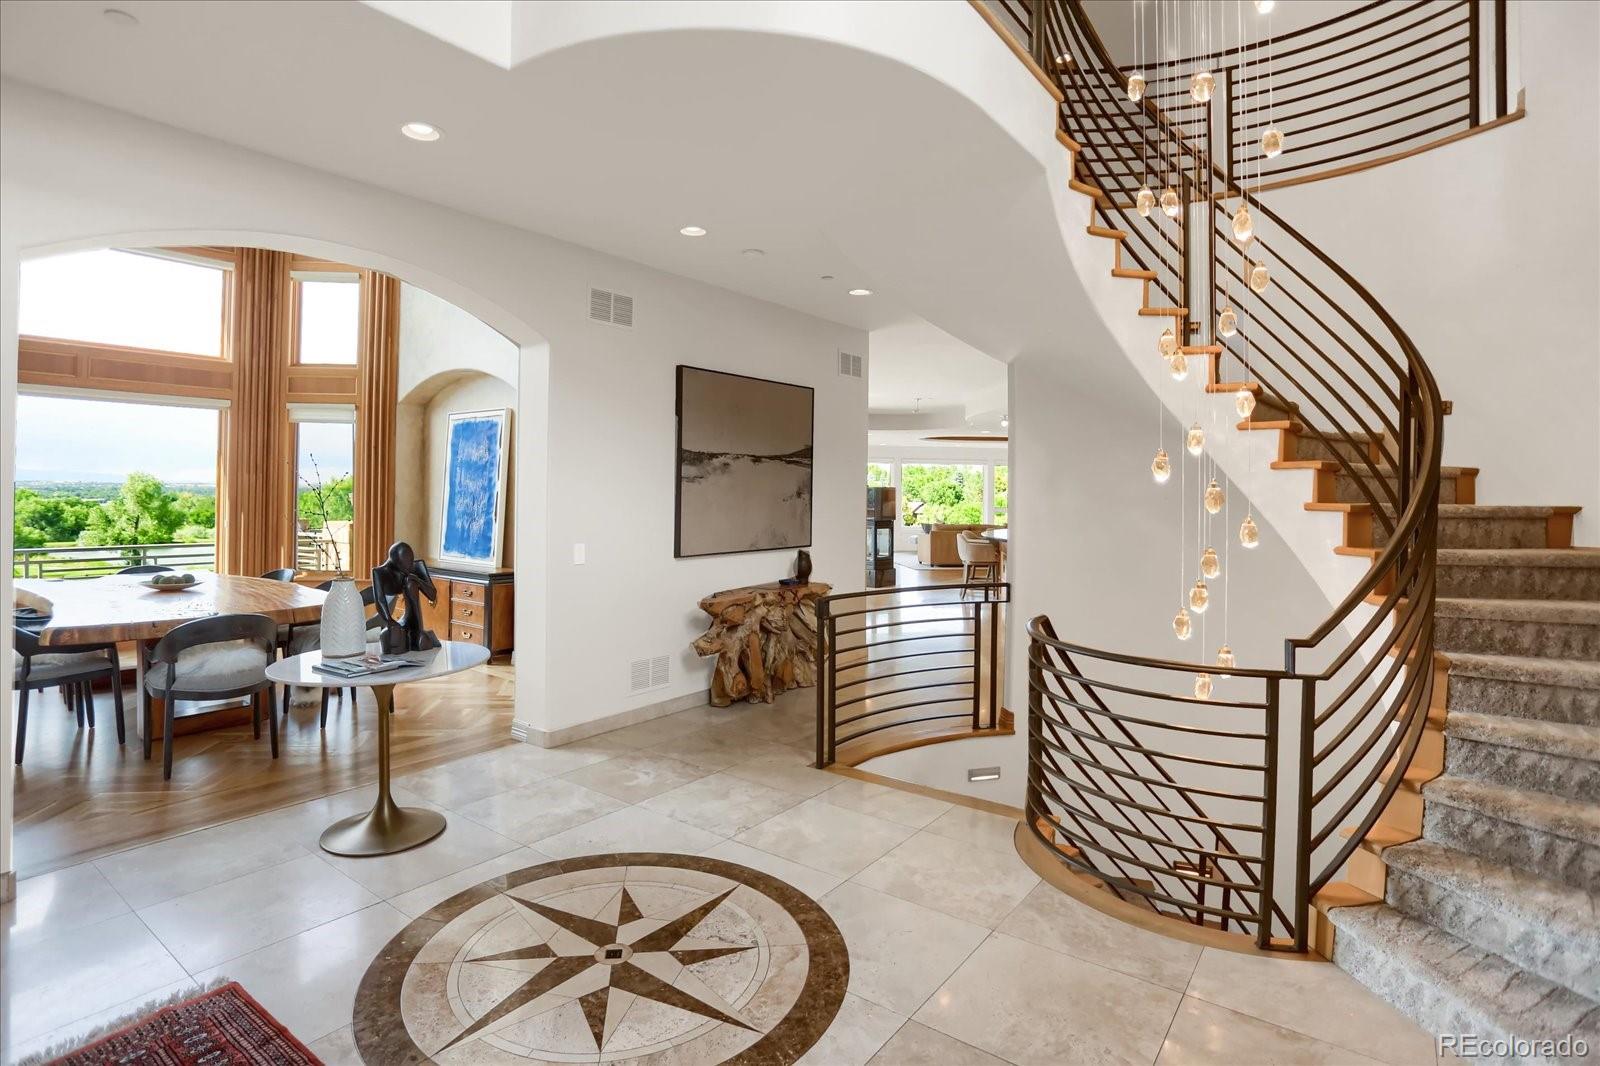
[42,982,320,1066]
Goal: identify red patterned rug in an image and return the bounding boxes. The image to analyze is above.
[43,982,321,1065]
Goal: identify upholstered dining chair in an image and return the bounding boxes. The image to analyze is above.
[143,613,278,780]
[956,531,1000,598]
[280,581,384,727]
[12,623,124,764]
[260,568,297,583]
[116,564,173,575]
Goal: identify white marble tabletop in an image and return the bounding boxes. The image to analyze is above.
[266,640,490,689]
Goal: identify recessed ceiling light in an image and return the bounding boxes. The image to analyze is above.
[679,226,707,237]
[741,248,765,257]
[400,121,441,142]
[102,8,139,27]
[848,288,873,296]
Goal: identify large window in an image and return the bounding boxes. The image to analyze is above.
[294,274,360,365]
[20,249,226,357]
[866,462,893,487]
[294,416,356,572]
[900,463,986,527]
[12,394,219,576]
[993,465,1008,526]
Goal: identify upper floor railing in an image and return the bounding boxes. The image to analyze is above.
[1001,0,1518,193]
[982,0,1446,951]
[13,541,217,580]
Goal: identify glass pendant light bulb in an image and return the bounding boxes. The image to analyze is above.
[1232,203,1255,243]
[1168,352,1189,381]
[1128,72,1146,102]
[1216,644,1236,671]
[1160,186,1182,218]
[1200,546,1221,579]
[1189,579,1210,613]
[1255,1,1276,13]
[1235,386,1257,419]
[1240,513,1261,549]
[1186,422,1205,456]
[1158,326,1179,357]
[1173,606,1193,641]
[1136,185,1156,217]
[1194,672,1214,700]
[1151,448,1172,484]
[1248,260,1271,293]
[1261,127,1285,158]
[1205,478,1225,515]
[1217,305,1238,337]
[1190,70,1215,103]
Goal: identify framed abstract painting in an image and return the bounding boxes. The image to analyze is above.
[675,365,814,558]
[438,408,511,571]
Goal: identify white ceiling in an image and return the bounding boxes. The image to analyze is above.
[868,319,1005,415]
[0,0,1033,334]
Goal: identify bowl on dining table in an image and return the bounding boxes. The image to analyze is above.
[140,572,199,592]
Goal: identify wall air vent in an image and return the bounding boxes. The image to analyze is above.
[629,655,670,694]
[590,287,635,328]
[838,351,863,379]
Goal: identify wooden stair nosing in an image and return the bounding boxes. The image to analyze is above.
[1138,306,1188,318]
[1111,267,1157,280]
[1086,224,1126,240]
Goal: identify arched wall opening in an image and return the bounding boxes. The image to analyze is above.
[2,226,551,884]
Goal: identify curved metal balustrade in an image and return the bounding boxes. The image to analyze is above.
[815,583,1009,767]
[986,0,1446,951]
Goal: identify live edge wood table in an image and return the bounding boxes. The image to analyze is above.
[692,581,830,707]
[18,573,325,740]
[266,641,490,856]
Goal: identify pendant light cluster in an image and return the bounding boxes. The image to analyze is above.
[1135,0,1286,698]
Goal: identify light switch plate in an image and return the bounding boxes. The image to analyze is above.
[573,543,586,565]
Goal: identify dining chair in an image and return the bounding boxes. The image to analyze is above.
[117,564,173,575]
[260,568,297,582]
[142,614,278,780]
[280,581,384,728]
[956,531,1000,598]
[13,623,124,764]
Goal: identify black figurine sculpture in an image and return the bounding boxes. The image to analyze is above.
[372,542,442,654]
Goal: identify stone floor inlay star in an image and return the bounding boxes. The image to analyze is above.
[354,852,847,1064]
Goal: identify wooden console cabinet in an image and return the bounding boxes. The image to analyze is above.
[420,566,514,655]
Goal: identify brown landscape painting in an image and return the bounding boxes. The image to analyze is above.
[676,365,814,558]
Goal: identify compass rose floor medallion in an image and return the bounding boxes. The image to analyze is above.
[354,852,848,1064]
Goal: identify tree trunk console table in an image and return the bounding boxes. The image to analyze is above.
[693,581,830,706]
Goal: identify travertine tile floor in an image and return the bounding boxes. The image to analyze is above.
[1,689,1443,1065]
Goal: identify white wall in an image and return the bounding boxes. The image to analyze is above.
[0,81,866,881]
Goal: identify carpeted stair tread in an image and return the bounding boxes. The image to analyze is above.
[1438,505,1577,519]
[1436,598,1600,624]
[1438,547,1600,569]
[1446,711,1600,762]
[1384,840,1600,999]
[1447,653,1600,692]
[1328,902,1600,1062]
[1424,776,1600,847]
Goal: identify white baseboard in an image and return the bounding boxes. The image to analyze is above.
[510,688,710,748]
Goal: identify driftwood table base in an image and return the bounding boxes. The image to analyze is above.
[693,581,830,706]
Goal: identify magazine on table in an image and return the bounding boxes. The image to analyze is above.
[312,652,418,678]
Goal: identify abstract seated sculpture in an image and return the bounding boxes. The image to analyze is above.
[372,542,442,654]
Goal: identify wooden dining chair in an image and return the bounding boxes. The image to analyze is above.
[117,564,174,575]
[13,623,124,764]
[143,614,278,780]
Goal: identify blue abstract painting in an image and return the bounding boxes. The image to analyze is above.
[440,409,509,568]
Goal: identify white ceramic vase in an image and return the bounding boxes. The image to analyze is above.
[320,576,368,659]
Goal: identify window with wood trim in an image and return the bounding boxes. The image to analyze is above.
[291,265,360,365]
[20,248,229,358]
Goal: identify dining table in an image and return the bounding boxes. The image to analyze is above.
[982,527,1009,578]
[16,572,325,740]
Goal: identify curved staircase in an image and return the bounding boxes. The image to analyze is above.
[979,1,1598,1058]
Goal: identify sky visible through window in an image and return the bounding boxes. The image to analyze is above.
[15,395,220,485]
[296,421,356,487]
[298,279,360,364]
[20,249,225,357]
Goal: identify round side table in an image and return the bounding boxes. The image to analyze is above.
[266,640,491,856]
